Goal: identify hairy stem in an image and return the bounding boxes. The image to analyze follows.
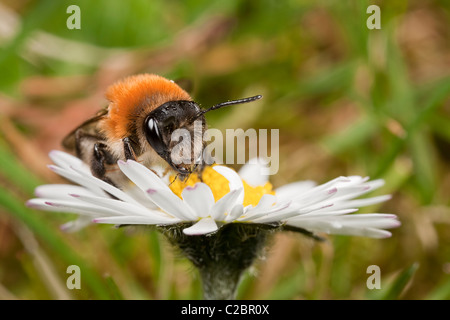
[160,223,271,300]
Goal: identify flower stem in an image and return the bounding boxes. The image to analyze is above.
[160,223,270,300]
[198,261,242,300]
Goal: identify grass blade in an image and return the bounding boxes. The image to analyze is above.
[381,263,419,300]
[0,187,112,299]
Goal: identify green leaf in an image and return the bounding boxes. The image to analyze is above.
[381,263,419,300]
[374,78,450,178]
[104,275,124,300]
[430,114,450,142]
[0,138,42,195]
[427,276,450,300]
[321,115,378,154]
[409,132,436,204]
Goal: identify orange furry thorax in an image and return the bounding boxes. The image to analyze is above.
[101,74,192,140]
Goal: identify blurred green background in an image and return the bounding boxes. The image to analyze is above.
[0,0,449,300]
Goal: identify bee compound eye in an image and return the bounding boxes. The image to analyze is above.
[144,117,166,155]
[161,116,177,134]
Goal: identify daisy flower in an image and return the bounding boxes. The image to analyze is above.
[26,150,400,299]
[27,150,399,238]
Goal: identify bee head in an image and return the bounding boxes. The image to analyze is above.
[144,100,205,175]
[143,95,263,175]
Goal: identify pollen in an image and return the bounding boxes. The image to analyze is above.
[169,166,275,207]
[242,180,275,207]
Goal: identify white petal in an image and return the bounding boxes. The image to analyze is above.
[293,176,368,202]
[48,165,105,196]
[285,214,400,238]
[118,160,198,221]
[274,181,316,202]
[181,183,215,218]
[213,166,244,191]
[118,160,169,192]
[226,204,244,222]
[238,158,269,187]
[250,206,301,223]
[295,201,335,215]
[329,213,400,229]
[146,188,196,221]
[213,166,244,205]
[292,187,338,209]
[70,165,144,206]
[68,193,172,219]
[35,184,96,200]
[118,160,196,220]
[122,184,159,209]
[363,178,385,190]
[332,194,392,210]
[303,176,352,194]
[334,176,369,187]
[49,150,87,172]
[293,208,359,217]
[183,217,218,235]
[254,193,277,209]
[239,203,291,222]
[93,215,179,225]
[26,198,109,217]
[210,189,243,221]
[329,180,385,203]
[240,194,277,217]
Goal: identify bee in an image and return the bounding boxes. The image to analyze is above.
[62,73,262,187]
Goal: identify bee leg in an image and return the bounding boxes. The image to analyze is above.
[71,130,118,189]
[74,129,104,160]
[89,143,122,196]
[91,142,115,179]
[123,137,138,161]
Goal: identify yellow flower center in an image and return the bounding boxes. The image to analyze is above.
[169,166,274,207]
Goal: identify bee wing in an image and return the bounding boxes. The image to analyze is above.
[62,108,108,151]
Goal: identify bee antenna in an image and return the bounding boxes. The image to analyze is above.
[192,95,262,121]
